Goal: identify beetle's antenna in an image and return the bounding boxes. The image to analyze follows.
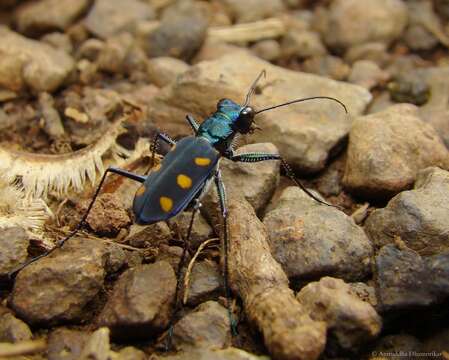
[255,96,348,114]
[243,69,266,107]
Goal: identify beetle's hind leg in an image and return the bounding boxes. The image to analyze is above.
[8,167,146,279]
[149,132,176,172]
[166,200,200,350]
[214,170,238,336]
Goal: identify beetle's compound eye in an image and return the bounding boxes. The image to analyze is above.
[235,106,255,134]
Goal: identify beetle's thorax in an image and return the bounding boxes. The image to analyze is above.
[197,99,243,154]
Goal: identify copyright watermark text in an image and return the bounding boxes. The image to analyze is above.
[371,351,444,358]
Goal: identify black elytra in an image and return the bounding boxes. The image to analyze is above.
[133,136,219,224]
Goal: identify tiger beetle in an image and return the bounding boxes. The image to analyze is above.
[9,70,347,344]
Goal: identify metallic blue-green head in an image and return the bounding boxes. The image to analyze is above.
[216,98,256,134]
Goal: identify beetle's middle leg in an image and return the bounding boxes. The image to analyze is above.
[228,152,339,208]
[8,167,147,279]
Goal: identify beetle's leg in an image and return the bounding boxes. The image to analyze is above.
[214,170,238,336]
[228,152,340,209]
[150,132,176,170]
[8,167,146,279]
[186,115,199,135]
[166,201,199,350]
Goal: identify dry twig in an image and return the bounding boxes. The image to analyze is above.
[208,18,286,44]
[182,237,219,304]
[0,339,46,357]
[206,195,326,360]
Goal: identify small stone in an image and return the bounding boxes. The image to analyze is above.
[251,39,281,62]
[348,60,389,90]
[186,260,222,306]
[220,143,280,214]
[343,104,449,198]
[127,222,172,248]
[417,67,449,149]
[97,261,176,340]
[78,193,131,237]
[315,158,344,196]
[435,0,449,21]
[222,0,285,23]
[79,327,111,360]
[370,334,422,360]
[263,186,373,282]
[420,105,449,150]
[0,311,33,343]
[0,227,29,277]
[47,328,90,360]
[404,25,439,51]
[344,42,390,66]
[193,39,250,64]
[124,251,144,269]
[388,72,430,106]
[349,282,378,308]
[281,30,326,59]
[169,212,213,250]
[302,55,351,81]
[0,27,74,93]
[155,244,183,270]
[297,277,382,349]
[41,32,73,53]
[114,346,147,360]
[318,0,408,50]
[85,0,155,39]
[147,57,190,88]
[38,92,65,138]
[406,0,449,50]
[365,167,449,255]
[96,32,134,74]
[14,0,90,36]
[76,38,105,62]
[374,244,449,310]
[103,243,126,274]
[145,5,207,61]
[10,238,108,325]
[386,55,429,80]
[422,327,449,355]
[159,347,264,360]
[172,301,230,351]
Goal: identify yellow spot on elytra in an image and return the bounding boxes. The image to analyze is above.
[136,185,146,196]
[160,196,173,213]
[195,157,211,166]
[153,164,161,172]
[177,174,192,189]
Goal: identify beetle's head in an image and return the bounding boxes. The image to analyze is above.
[234,105,256,134]
[216,98,257,134]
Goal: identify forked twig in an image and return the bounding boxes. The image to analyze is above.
[182,238,219,304]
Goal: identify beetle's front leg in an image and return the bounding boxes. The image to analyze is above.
[9,167,147,278]
[185,114,200,135]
